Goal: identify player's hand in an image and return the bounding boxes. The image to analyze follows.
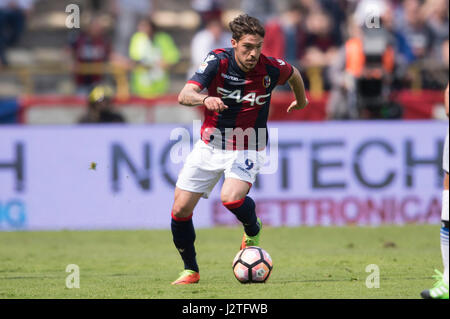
[204,96,229,113]
[287,98,309,113]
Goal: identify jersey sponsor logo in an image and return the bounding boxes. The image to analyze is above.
[221,73,251,85]
[263,75,271,88]
[276,59,286,66]
[217,87,271,106]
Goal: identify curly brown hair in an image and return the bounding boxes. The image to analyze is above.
[228,14,265,41]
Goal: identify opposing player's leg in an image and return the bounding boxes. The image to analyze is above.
[443,173,449,286]
[221,178,262,249]
[171,187,203,285]
[421,172,449,299]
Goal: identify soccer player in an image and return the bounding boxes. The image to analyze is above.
[421,83,449,299]
[170,14,308,285]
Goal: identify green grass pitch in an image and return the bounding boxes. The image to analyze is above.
[0,225,443,299]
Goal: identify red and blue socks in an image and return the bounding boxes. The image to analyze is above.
[223,196,260,237]
[171,212,199,273]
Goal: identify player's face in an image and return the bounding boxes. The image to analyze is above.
[232,34,264,72]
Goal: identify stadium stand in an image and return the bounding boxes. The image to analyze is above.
[0,0,448,124]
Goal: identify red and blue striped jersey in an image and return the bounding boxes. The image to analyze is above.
[187,48,293,150]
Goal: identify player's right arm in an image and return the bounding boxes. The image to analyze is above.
[178,83,228,112]
[178,51,228,113]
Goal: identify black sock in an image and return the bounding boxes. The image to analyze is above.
[171,214,199,273]
[223,196,260,236]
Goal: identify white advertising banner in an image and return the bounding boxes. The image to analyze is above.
[0,121,447,230]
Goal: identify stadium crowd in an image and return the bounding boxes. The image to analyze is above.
[0,0,448,122]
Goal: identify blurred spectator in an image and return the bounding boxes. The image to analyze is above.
[421,0,449,62]
[262,3,306,67]
[302,10,340,68]
[128,18,180,98]
[327,18,398,119]
[187,17,231,79]
[113,0,154,59]
[394,0,448,89]
[301,9,341,90]
[241,0,278,25]
[69,17,112,95]
[394,0,435,61]
[78,85,125,124]
[319,0,347,45]
[0,0,34,67]
[191,0,224,29]
[380,1,415,66]
[327,19,361,120]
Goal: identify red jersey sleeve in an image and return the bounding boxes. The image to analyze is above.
[265,56,294,86]
[275,58,294,85]
[187,51,220,90]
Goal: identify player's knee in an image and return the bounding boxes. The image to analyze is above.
[171,204,193,220]
[221,192,245,205]
[221,180,252,204]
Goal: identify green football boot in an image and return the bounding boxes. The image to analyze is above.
[240,218,262,249]
[421,269,449,299]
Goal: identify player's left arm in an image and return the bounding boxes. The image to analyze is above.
[286,66,309,113]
